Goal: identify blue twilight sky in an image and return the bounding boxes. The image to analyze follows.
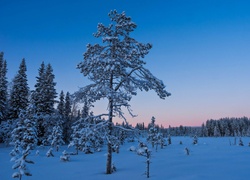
[1,0,250,127]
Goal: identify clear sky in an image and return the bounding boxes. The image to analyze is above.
[1,0,250,127]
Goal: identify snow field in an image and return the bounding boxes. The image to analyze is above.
[1,137,250,180]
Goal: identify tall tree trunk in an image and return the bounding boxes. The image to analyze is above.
[106,98,113,174]
[106,74,113,174]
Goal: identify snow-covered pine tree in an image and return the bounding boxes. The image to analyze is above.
[0,120,14,144]
[63,92,72,143]
[31,63,57,145]
[57,90,68,144]
[9,116,24,156]
[118,130,126,145]
[0,52,8,122]
[201,123,208,137]
[76,10,170,174]
[48,122,65,152]
[10,111,37,152]
[167,134,172,145]
[31,62,46,145]
[157,132,165,149]
[40,114,57,146]
[22,102,38,149]
[10,111,37,179]
[41,64,58,146]
[0,53,9,142]
[214,125,221,137]
[9,59,29,119]
[32,62,46,114]
[64,92,71,119]
[44,63,57,115]
[147,116,158,148]
[69,119,81,155]
[57,90,65,118]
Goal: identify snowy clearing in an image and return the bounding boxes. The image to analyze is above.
[1,137,250,180]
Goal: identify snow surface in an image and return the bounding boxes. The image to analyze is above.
[1,137,250,180]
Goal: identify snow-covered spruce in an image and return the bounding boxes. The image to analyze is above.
[0,52,8,123]
[31,62,57,145]
[63,91,73,144]
[9,59,29,119]
[147,116,165,151]
[10,112,37,179]
[157,132,165,149]
[147,116,156,148]
[48,122,65,152]
[56,90,73,144]
[0,120,15,145]
[10,112,37,151]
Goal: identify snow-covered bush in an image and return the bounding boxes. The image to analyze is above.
[167,134,172,145]
[129,146,136,152]
[46,148,54,157]
[239,138,244,146]
[193,135,198,145]
[60,150,70,162]
[156,133,165,149]
[185,147,190,155]
[11,147,34,180]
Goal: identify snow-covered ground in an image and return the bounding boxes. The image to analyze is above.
[1,137,250,180]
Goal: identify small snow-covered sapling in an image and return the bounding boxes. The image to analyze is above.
[167,134,171,145]
[193,135,198,145]
[137,143,152,178]
[11,147,34,180]
[239,138,244,146]
[129,146,136,152]
[46,148,54,157]
[60,150,70,162]
[185,147,190,155]
[111,163,116,172]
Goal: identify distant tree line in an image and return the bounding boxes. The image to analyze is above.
[202,117,250,137]
[135,117,250,138]
[135,122,201,137]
